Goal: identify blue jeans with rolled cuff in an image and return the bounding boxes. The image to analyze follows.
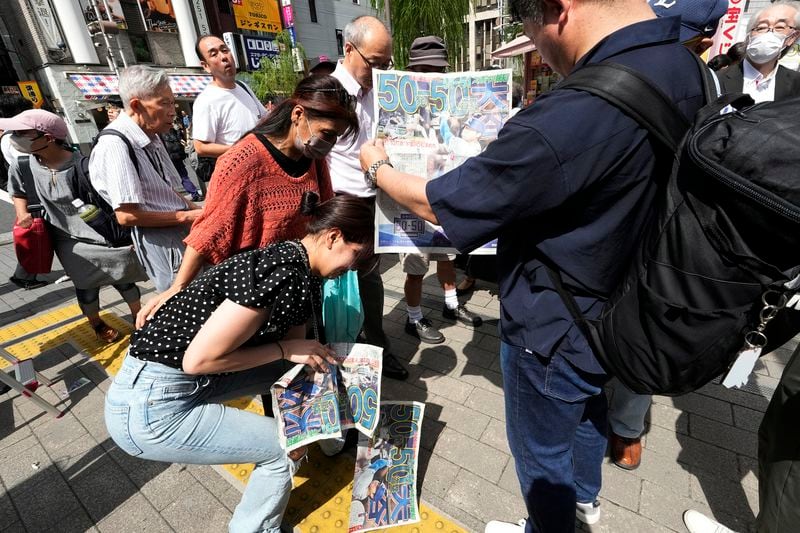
[500,341,609,533]
[105,354,290,533]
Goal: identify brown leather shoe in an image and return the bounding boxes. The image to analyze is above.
[610,432,642,470]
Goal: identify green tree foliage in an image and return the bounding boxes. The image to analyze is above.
[370,0,471,70]
[246,31,307,101]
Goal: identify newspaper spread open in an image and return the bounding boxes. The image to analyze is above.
[349,402,425,532]
[372,68,512,254]
[271,343,383,452]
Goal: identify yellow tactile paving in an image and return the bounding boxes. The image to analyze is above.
[7,304,467,533]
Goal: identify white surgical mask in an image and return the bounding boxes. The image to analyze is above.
[746,32,787,65]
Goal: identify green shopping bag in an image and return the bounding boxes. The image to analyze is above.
[322,270,364,343]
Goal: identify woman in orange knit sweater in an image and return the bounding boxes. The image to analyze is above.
[137,75,358,327]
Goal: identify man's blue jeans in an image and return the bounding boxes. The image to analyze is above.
[105,355,290,533]
[500,342,609,533]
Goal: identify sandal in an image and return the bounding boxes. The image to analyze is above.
[93,320,120,344]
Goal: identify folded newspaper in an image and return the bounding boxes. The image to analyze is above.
[349,402,425,532]
[271,342,383,453]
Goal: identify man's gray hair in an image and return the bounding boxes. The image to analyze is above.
[118,65,170,110]
[344,15,389,47]
[746,1,800,33]
[510,0,545,25]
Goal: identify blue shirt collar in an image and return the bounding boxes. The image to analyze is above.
[574,16,682,71]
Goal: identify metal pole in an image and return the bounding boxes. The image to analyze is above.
[88,0,119,74]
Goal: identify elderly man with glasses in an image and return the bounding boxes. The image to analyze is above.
[718,1,800,102]
[327,15,409,383]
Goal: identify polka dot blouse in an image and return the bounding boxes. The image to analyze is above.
[129,241,321,371]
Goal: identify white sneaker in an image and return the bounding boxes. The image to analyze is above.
[683,510,737,533]
[576,500,601,525]
[484,519,526,532]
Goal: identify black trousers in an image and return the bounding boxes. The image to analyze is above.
[757,343,800,532]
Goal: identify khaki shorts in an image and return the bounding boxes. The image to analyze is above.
[399,253,457,276]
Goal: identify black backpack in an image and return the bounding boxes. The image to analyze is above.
[546,54,800,395]
[70,130,139,247]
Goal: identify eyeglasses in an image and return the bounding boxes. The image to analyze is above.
[751,23,797,34]
[350,43,394,70]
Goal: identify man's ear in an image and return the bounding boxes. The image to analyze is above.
[200,60,211,74]
[785,31,799,48]
[128,98,142,114]
[541,0,571,24]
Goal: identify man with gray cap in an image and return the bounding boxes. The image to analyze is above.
[90,65,202,293]
[399,36,483,346]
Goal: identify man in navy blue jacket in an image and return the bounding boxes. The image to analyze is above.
[360,0,707,531]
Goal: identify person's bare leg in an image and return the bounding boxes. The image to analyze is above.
[440,260,483,327]
[405,274,423,308]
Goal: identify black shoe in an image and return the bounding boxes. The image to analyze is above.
[455,278,476,297]
[381,351,409,381]
[191,192,204,202]
[9,276,47,290]
[442,304,483,327]
[405,318,445,344]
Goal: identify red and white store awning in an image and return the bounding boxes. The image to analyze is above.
[68,73,213,100]
[491,35,536,58]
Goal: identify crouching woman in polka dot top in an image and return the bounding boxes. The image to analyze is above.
[104,192,373,533]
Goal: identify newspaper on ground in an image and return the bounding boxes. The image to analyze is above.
[372,68,512,254]
[272,343,384,452]
[349,401,425,532]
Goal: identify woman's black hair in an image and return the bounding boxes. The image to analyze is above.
[301,191,375,268]
[257,75,359,144]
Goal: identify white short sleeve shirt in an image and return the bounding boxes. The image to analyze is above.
[192,82,266,146]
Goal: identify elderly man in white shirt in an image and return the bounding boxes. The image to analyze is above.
[90,65,202,293]
[328,15,408,381]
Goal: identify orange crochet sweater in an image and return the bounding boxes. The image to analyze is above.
[185,134,334,265]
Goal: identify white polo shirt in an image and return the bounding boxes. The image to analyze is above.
[328,61,376,198]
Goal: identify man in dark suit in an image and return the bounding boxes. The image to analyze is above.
[718,2,800,102]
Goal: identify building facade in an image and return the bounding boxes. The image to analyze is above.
[0,0,383,149]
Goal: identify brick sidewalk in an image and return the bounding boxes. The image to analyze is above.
[0,238,794,532]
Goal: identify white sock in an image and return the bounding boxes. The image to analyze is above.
[444,289,459,310]
[407,305,423,323]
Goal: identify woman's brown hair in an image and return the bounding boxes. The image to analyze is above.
[256,75,359,143]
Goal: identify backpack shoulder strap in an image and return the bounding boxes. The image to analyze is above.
[16,156,41,206]
[235,80,263,113]
[95,129,140,174]
[558,62,689,152]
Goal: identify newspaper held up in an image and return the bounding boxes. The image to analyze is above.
[349,401,425,532]
[372,68,512,254]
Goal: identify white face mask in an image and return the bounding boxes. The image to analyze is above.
[746,32,787,65]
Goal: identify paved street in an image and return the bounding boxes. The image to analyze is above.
[0,232,795,532]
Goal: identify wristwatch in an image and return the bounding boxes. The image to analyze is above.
[364,159,393,188]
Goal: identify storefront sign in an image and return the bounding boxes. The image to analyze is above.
[243,35,279,70]
[222,32,240,69]
[17,81,44,109]
[282,4,294,27]
[231,0,283,33]
[136,0,178,32]
[30,0,64,51]
[709,0,746,58]
[192,0,211,35]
